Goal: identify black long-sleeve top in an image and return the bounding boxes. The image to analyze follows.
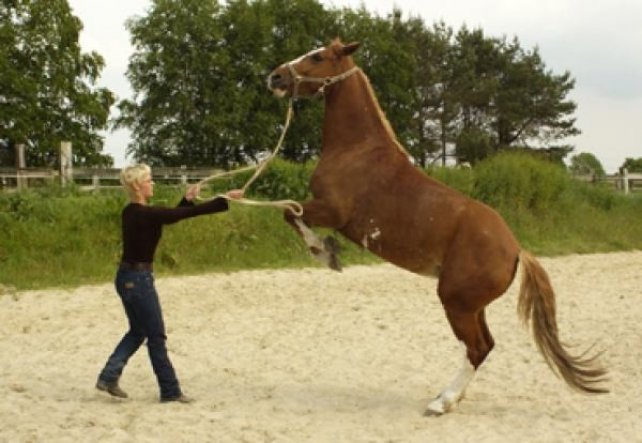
[120,197,229,264]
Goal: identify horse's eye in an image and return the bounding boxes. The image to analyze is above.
[311,52,324,62]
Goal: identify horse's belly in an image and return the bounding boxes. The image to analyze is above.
[341,223,445,277]
[377,246,443,277]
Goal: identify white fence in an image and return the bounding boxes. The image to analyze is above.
[0,167,223,191]
[2,166,641,194]
[573,170,642,194]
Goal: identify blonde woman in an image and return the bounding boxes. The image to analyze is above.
[96,164,243,403]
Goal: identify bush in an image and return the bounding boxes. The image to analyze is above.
[473,151,570,212]
[200,158,314,201]
[425,165,475,196]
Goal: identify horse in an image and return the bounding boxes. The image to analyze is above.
[266,38,607,415]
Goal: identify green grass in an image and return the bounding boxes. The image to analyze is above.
[1,153,641,291]
[0,184,376,291]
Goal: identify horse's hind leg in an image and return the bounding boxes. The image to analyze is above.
[478,309,495,352]
[425,307,494,415]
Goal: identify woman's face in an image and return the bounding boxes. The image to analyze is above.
[137,173,154,200]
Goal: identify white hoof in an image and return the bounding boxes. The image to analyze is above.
[425,342,475,416]
[425,399,447,416]
[425,394,451,416]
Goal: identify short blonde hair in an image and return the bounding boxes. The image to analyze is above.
[120,164,151,199]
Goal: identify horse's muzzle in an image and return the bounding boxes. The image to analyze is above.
[267,71,290,97]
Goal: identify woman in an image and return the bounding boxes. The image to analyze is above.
[96,164,243,403]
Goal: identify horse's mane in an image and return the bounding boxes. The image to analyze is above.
[358,70,412,161]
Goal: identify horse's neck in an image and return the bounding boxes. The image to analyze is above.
[322,72,392,151]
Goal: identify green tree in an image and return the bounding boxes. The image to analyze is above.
[115,0,227,166]
[455,127,493,164]
[117,0,334,167]
[620,157,642,173]
[0,0,114,167]
[494,39,579,150]
[569,152,606,178]
[414,21,458,167]
[436,27,579,164]
[450,27,501,136]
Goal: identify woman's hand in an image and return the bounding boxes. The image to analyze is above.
[185,184,201,201]
[226,189,244,200]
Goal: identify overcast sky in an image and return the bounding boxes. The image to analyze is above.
[68,0,642,173]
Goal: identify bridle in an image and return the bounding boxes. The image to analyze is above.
[285,61,360,99]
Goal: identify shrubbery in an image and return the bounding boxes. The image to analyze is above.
[472,152,570,212]
[203,158,315,201]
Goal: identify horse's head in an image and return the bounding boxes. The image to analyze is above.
[267,39,361,99]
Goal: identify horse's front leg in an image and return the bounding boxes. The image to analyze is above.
[285,199,345,271]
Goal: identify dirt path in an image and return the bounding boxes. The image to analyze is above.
[1,251,640,442]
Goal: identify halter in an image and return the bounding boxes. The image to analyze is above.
[286,62,360,99]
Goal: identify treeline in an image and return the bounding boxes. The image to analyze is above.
[2,0,579,169]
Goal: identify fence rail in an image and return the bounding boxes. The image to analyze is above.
[1,166,641,193]
[0,167,224,191]
[573,171,642,193]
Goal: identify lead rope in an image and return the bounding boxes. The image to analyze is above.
[195,100,303,216]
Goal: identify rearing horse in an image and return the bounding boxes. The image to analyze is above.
[267,38,607,415]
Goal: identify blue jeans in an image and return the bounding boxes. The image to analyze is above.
[98,268,181,399]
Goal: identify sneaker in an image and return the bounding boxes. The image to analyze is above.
[96,379,128,398]
[160,394,193,404]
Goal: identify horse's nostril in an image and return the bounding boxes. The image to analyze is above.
[268,73,282,87]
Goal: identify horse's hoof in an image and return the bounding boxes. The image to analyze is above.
[329,253,342,272]
[423,408,444,417]
[323,236,341,254]
[424,394,450,416]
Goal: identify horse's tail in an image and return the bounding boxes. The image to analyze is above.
[517,250,608,393]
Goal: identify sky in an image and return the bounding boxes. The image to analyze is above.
[67,0,642,173]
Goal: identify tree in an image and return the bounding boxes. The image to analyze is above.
[414,21,458,167]
[569,152,606,178]
[494,39,580,150]
[115,0,227,166]
[455,127,493,165]
[0,0,114,167]
[620,157,642,173]
[412,26,580,165]
[450,27,501,137]
[117,0,336,167]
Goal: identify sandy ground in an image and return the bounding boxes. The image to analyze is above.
[0,251,641,443]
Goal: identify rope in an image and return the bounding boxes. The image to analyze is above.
[193,101,303,216]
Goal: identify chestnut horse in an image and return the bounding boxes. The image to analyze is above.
[267,39,607,415]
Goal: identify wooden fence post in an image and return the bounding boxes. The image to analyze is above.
[180,165,187,185]
[15,143,26,189]
[623,168,629,195]
[60,141,73,186]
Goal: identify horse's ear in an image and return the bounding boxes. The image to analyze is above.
[341,42,361,56]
